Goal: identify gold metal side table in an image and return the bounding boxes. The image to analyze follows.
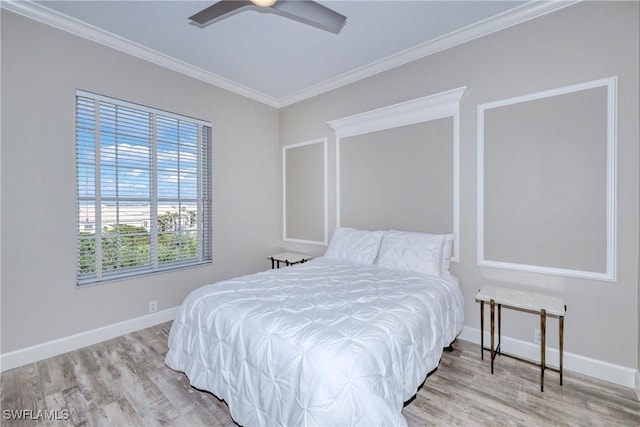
[476,285,566,392]
[268,252,312,269]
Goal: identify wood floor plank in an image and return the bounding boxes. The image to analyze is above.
[108,341,179,425]
[2,321,639,426]
[41,392,70,427]
[93,397,143,427]
[38,354,77,398]
[62,386,89,426]
[15,363,47,416]
[69,346,118,409]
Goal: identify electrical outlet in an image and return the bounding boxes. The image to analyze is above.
[534,328,541,345]
[149,300,158,314]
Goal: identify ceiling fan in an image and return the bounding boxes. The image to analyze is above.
[189,0,347,34]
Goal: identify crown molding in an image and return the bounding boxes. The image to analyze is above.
[2,0,580,109]
[0,0,281,107]
[278,0,581,107]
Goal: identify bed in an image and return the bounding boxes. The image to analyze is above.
[165,228,464,426]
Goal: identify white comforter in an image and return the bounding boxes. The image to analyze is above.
[165,257,464,426]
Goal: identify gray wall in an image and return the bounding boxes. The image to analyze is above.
[482,85,609,274]
[1,11,280,353]
[284,141,325,243]
[1,1,639,379]
[340,119,454,233]
[279,1,639,369]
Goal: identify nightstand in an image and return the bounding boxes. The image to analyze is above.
[476,285,566,392]
[268,252,312,269]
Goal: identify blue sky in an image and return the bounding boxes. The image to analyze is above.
[77,98,199,204]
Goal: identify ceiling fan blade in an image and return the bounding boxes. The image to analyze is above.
[271,1,347,34]
[188,1,254,29]
[189,1,347,34]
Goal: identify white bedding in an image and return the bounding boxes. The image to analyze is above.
[165,257,464,426]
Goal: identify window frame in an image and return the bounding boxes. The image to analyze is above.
[75,90,213,286]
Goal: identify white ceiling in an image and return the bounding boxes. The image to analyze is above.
[6,1,576,107]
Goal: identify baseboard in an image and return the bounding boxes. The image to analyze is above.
[458,326,638,389]
[0,306,179,372]
[635,370,640,401]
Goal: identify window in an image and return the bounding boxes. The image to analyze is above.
[76,90,212,286]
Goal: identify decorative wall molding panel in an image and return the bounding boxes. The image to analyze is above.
[328,87,465,260]
[477,77,618,281]
[282,138,328,246]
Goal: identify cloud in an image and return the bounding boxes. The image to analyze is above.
[100,143,150,162]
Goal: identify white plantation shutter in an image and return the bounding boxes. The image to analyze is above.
[76,90,212,285]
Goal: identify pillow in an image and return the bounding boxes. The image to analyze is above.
[324,227,384,265]
[376,230,445,276]
[424,232,455,274]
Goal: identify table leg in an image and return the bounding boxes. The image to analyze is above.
[541,309,546,392]
[498,303,502,355]
[560,314,564,386]
[490,299,495,375]
[480,301,484,360]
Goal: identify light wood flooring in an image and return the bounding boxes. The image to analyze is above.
[2,321,639,426]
